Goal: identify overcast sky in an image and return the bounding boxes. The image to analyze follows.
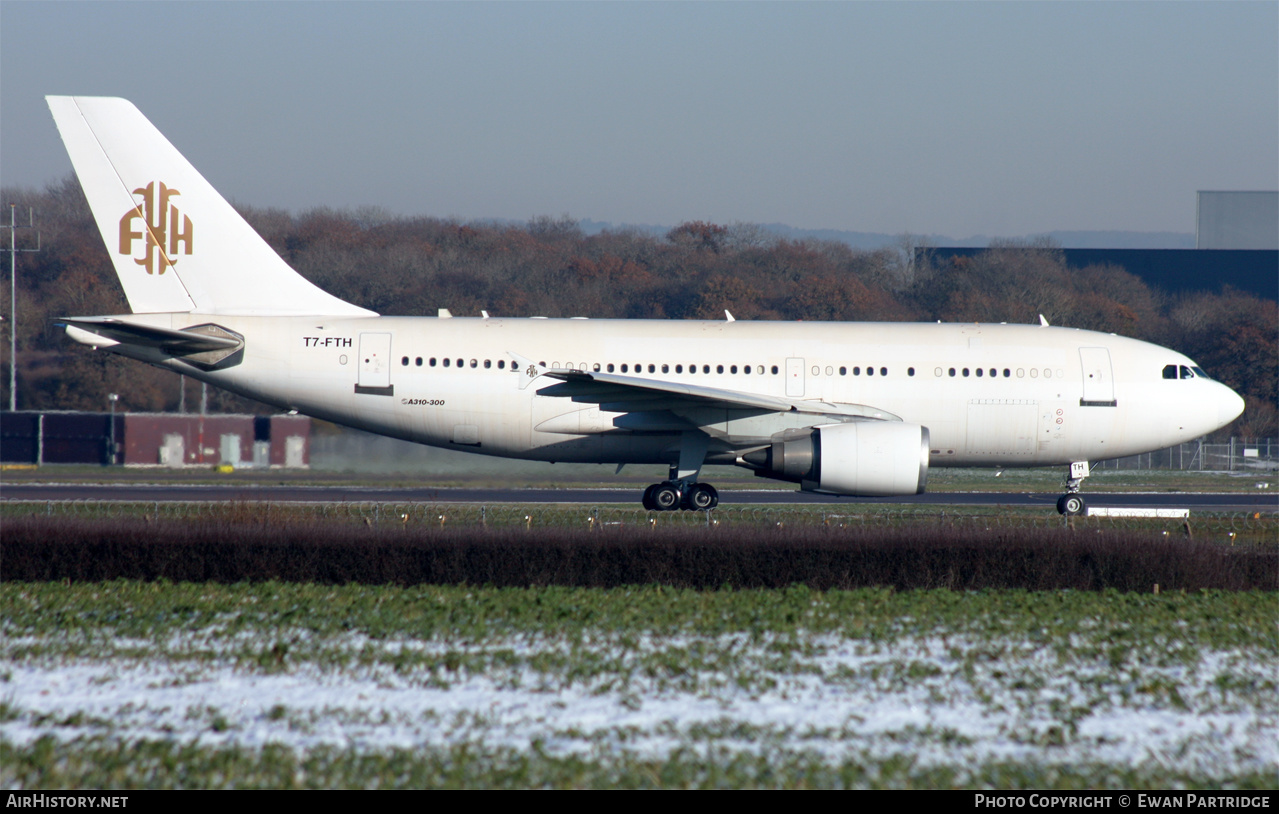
[2,2,1275,239]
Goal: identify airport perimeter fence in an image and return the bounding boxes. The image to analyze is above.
[1095,437,1277,472]
[3,499,1275,541]
[308,434,1279,475]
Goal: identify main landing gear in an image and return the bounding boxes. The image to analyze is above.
[1056,461,1090,516]
[641,431,720,511]
[642,481,720,512]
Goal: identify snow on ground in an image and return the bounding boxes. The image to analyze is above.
[3,631,1275,777]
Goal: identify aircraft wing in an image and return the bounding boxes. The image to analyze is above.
[510,353,900,420]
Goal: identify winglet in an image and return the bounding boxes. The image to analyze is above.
[509,352,548,390]
[1038,314,1050,327]
[725,310,736,322]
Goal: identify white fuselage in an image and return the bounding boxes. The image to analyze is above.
[111,313,1241,470]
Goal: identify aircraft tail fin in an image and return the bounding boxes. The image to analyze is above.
[46,96,375,317]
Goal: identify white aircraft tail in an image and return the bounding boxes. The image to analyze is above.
[47,96,375,317]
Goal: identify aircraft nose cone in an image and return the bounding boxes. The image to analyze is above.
[1218,384,1245,429]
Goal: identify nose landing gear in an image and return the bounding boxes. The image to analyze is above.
[1056,461,1090,516]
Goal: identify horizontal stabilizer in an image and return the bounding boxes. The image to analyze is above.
[61,317,244,369]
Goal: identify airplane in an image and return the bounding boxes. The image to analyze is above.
[46,96,1246,514]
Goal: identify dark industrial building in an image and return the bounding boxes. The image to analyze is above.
[0,412,310,468]
[919,190,1278,301]
[915,247,1277,301]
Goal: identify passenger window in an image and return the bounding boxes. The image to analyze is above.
[661,364,669,373]
[675,364,682,373]
[962,368,970,377]
[744,365,751,375]
[401,356,409,366]
[756,365,764,375]
[416,357,423,367]
[621,364,628,373]
[811,366,819,376]
[430,358,437,367]
[854,367,861,376]
[908,368,915,377]
[457,359,463,368]
[868,367,875,377]
[935,367,942,377]
[1003,369,1010,377]
[989,369,996,377]
[881,368,887,376]
[717,365,724,374]
[607,363,614,372]
[825,366,833,376]
[976,369,983,377]
[1030,369,1037,378]
[648,364,656,373]
[948,368,955,377]
[840,366,847,376]
[732,365,739,374]
[1044,369,1051,379]
[593,363,601,372]
[498,360,505,369]
[443,358,451,368]
[484,359,491,369]
[770,365,778,375]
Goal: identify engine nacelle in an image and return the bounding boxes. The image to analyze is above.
[740,421,929,496]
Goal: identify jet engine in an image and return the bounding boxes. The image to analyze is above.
[740,421,929,496]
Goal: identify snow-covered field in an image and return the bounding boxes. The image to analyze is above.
[4,629,1275,781]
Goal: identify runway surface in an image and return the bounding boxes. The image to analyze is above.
[2,483,1274,513]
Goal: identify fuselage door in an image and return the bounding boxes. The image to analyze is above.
[1079,347,1115,407]
[785,357,805,397]
[356,332,394,395]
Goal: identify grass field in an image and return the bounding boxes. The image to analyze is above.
[3,582,1275,789]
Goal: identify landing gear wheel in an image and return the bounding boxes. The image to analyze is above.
[651,483,681,511]
[1057,494,1086,516]
[684,483,719,511]
[642,484,658,511]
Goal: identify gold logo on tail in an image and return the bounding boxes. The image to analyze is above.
[118,181,193,275]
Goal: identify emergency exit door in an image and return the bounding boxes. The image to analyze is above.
[785,357,805,397]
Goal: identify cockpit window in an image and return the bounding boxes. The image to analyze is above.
[1164,363,1202,380]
